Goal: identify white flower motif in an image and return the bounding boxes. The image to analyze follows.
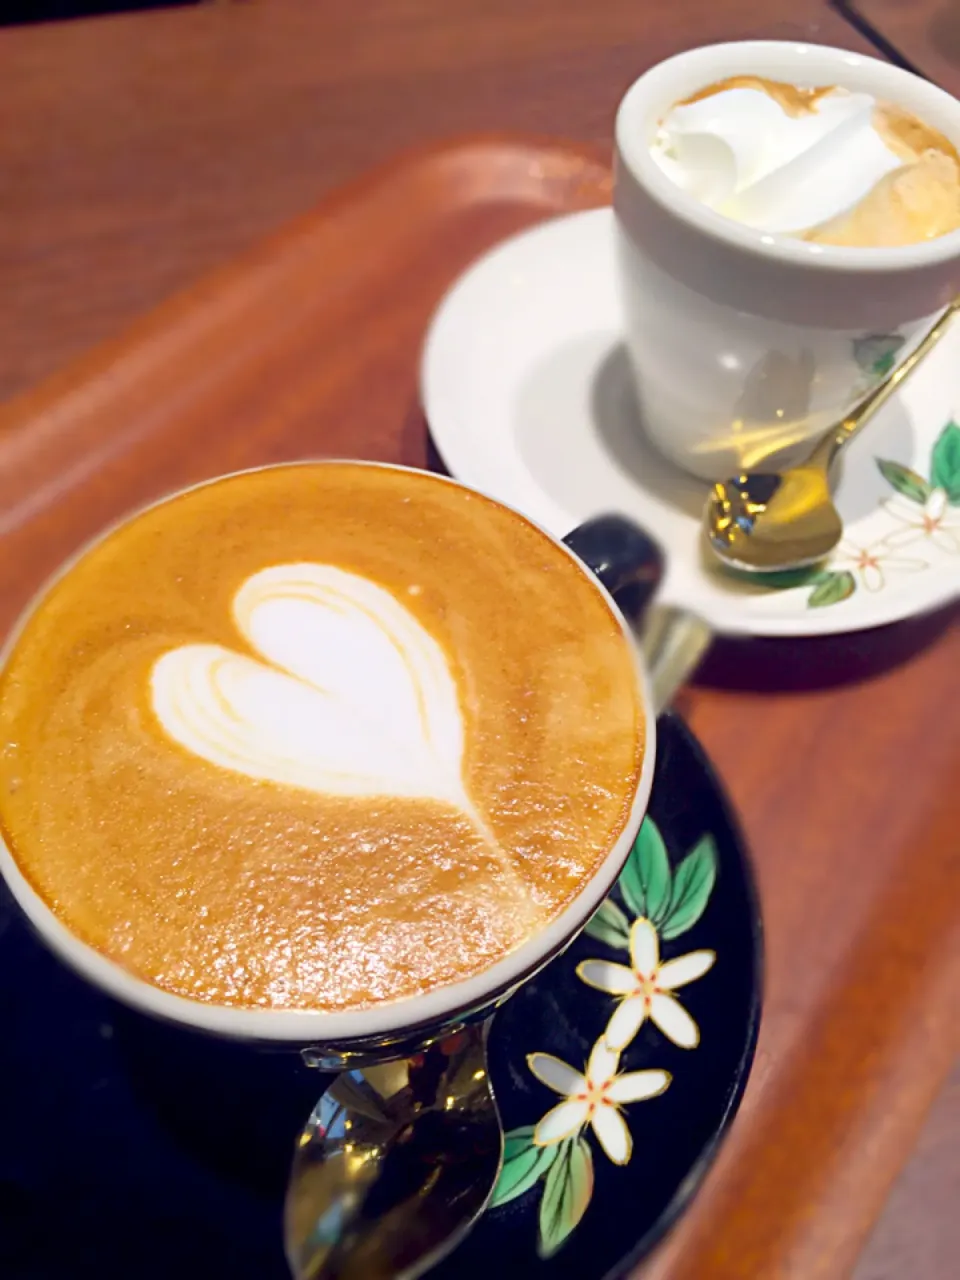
[529,1037,670,1166]
[882,489,960,554]
[832,539,927,592]
[577,918,715,1051]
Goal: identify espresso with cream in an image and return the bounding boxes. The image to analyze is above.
[652,76,960,247]
[0,465,644,1012]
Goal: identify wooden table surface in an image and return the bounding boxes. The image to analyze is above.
[1,2,957,1277]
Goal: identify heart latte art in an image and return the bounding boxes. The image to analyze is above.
[0,465,644,1012]
[150,562,516,885]
[153,563,473,808]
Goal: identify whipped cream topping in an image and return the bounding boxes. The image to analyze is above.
[651,85,905,234]
[151,563,472,811]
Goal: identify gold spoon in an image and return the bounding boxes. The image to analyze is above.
[704,301,958,574]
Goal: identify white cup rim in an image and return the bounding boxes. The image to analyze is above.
[0,460,657,1043]
[616,39,960,272]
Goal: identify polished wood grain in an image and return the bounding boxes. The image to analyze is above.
[1,132,958,1279]
[1,2,957,1275]
[2,0,871,404]
[847,0,960,96]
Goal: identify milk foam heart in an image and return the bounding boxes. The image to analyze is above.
[151,563,473,812]
[652,85,903,233]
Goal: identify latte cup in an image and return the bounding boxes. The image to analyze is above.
[0,465,658,1061]
[614,41,960,481]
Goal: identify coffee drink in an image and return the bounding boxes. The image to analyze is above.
[651,75,960,247]
[0,465,644,1013]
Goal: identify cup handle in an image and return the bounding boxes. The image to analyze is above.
[563,513,665,628]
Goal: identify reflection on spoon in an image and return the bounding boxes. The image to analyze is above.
[286,1027,501,1280]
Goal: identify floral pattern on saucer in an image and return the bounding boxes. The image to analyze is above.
[853,332,906,392]
[488,818,718,1258]
[779,420,960,609]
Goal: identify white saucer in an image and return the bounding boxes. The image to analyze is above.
[421,209,960,636]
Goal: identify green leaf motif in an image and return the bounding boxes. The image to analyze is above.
[807,569,856,609]
[931,420,960,504]
[875,457,932,505]
[746,565,821,591]
[584,897,630,950]
[853,333,905,377]
[661,836,718,940]
[491,1127,560,1209]
[618,817,672,925]
[537,1134,594,1258]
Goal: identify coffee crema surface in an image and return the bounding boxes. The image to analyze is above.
[0,465,644,1012]
[651,75,960,246]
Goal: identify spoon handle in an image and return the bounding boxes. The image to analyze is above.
[814,300,958,471]
[642,606,713,714]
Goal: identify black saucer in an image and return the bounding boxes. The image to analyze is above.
[0,714,760,1278]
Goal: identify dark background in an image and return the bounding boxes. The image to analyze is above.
[2,0,192,25]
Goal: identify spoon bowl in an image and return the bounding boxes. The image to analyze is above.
[706,464,841,572]
[285,1023,501,1280]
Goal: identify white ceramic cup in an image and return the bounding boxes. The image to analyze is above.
[614,41,960,481]
[0,464,657,1048]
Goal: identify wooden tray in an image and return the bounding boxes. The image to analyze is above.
[1,136,958,1279]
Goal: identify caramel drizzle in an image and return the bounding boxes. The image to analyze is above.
[677,75,836,116]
